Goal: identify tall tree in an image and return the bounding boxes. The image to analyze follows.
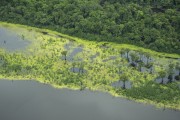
[158,70,166,84]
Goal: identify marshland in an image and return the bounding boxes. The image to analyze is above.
[0,1,180,119]
[0,22,180,112]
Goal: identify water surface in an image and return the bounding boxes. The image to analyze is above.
[0,27,30,51]
[0,80,180,120]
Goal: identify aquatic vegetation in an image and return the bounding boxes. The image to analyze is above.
[0,22,180,110]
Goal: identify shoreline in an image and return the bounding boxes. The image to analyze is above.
[0,21,180,110]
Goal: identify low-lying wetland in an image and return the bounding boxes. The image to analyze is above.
[0,22,180,110]
[0,27,30,51]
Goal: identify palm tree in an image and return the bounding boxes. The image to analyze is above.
[61,51,67,62]
[158,70,166,84]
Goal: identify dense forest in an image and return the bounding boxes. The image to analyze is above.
[0,0,180,53]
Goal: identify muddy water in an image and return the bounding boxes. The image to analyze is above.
[0,80,180,120]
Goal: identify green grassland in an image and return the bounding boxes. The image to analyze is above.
[0,22,180,110]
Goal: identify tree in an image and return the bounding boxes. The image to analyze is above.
[130,52,139,67]
[124,48,130,62]
[21,34,25,40]
[0,56,5,67]
[137,50,144,61]
[167,62,175,83]
[158,70,166,84]
[72,61,76,72]
[80,80,85,91]
[175,62,180,75]
[61,51,67,62]
[147,62,154,74]
[173,0,177,6]
[145,61,154,71]
[144,52,151,64]
[138,61,144,72]
[120,73,129,89]
[120,48,126,58]
[79,62,85,74]
[0,0,179,54]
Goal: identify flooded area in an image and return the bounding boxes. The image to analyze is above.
[112,80,132,89]
[0,27,30,51]
[0,23,180,120]
[63,42,83,61]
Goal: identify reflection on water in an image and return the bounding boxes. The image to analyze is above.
[0,80,180,120]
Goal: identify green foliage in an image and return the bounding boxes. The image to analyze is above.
[120,73,129,82]
[124,82,180,105]
[130,52,139,62]
[0,22,180,110]
[158,70,166,78]
[0,0,179,53]
[176,62,180,71]
[61,50,67,61]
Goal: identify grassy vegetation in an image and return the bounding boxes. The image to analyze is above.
[0,22,180,110]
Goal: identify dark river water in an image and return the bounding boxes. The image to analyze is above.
[0,80,180,120]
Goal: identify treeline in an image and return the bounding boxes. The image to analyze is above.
[100,0,178,6]
[0,0,180,53]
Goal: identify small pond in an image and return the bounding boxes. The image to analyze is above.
[0,80,180,120]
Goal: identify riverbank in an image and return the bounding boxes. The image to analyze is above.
[0,22,180,110]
